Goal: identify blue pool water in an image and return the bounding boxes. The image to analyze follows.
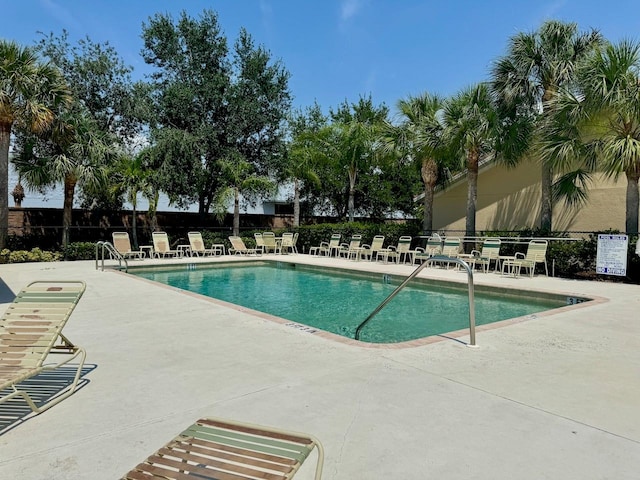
[133,262,567,343]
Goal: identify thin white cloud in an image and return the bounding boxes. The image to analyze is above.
[340,0,363,21]
[40,0,82,30]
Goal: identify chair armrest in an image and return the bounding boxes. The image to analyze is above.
[387,246,397,252]
[361,243,371,249]
[414,247,425,253]
[320,242,329,248]
[515,252,525,259]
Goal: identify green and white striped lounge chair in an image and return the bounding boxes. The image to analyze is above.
[310,234,341,257]
[0,281,86,415]
[432,237,462,268]
[466,237,501,272]
[358,235,385,261]
[414,234,442,264]
[122,417,324,480]
[502,239,549,277]
[383,236,415,264]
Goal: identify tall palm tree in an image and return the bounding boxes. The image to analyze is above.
[491,20,604,232]
[380,92,448,234]
[541,40,640,234]
[286,136,321,227]
[443,84,499,244]
[112,153,151,249]
[14,110,111,248]
[0,40,71,248]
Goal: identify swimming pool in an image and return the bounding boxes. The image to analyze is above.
[132,261,576,344]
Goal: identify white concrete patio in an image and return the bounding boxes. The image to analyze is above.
[0,254,638,479]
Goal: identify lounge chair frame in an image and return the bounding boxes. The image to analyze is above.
[188,232,216,257]
[122,416,324,480]
[0,281,86,414]
[112,232,144,260]
[152,232,180,258]
[228,236,261,256]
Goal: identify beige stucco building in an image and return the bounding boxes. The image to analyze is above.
[432,157,633,235]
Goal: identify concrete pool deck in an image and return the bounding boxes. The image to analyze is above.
[0,254,638,479]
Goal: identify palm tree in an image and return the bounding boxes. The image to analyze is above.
[380,92,449,234]
[0,40,71,248]
[443,83,500,244]
[112,153,151,249]
[14,110,111,249]
[541,40,640,234]
[491,20,604,232]
[218,150,275,236]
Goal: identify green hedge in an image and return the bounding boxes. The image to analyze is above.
[0,248,62,264]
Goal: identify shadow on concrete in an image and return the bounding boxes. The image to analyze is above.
[0,364,97,435]
[0,277,16,304]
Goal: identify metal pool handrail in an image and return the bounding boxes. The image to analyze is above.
[95,241,128,272]
[354,256,477,346]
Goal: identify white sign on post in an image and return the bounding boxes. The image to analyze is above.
[596,234,628,276]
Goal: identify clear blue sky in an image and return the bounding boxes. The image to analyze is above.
[4,0,639,210]
[4,0,640,115]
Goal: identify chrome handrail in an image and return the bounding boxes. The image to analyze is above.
[354,256,476,346]
[95,241,128,272]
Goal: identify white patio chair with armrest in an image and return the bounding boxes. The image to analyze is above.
[358,235,385,261]
[384,236,415,264]
[112,232,145,260]
[152,231,180,258]
[502,239,549,277]
[188,231,216,257]
[413,234,442,264]
[338,234,362,259]
[228,236,261,256]
[467,238,501,273]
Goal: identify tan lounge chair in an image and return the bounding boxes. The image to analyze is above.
[502,239,549,277]
[188,232,215,257]
[262,232,279,254]
[112,232,144,260]
[309,234,341,257]
[0,281,86,414]
[337,234,362,259]
[254,232,266,253]
[122,417,324,480]
[152,232,180,258]
[228,236,261,256]
[358,235,385,261]
[280,232,295,254]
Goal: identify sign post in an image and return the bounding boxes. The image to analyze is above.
[596,234,628,276]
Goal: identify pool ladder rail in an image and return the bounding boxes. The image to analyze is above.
[354,256,477,347]
[95,241,129,272]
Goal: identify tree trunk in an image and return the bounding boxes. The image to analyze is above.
[540,161,553,232]
[625,168,640,235]
[62,175,77,251]
[233,187,240,237]
[348,169,356,223]
[293,178,300,227]
[131,198,138,250]
[0,123,11,250]
[465,149,479,253]
[421,158,438,235]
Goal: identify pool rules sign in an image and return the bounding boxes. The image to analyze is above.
[596,234,628,276]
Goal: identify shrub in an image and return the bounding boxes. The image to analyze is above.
[0,248,62,264]
[63,242,97,261]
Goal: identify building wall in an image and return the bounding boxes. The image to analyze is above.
[433,158,632,234]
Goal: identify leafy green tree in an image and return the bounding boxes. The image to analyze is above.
[0,40,71,248]
[35,30,142,146]
[491,20,604,232]
[541,40,640,234]
[443,83,500,242]
[380,93,450,234]
[141,10,291,215]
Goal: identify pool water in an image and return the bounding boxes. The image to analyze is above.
[133,262,567,343]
